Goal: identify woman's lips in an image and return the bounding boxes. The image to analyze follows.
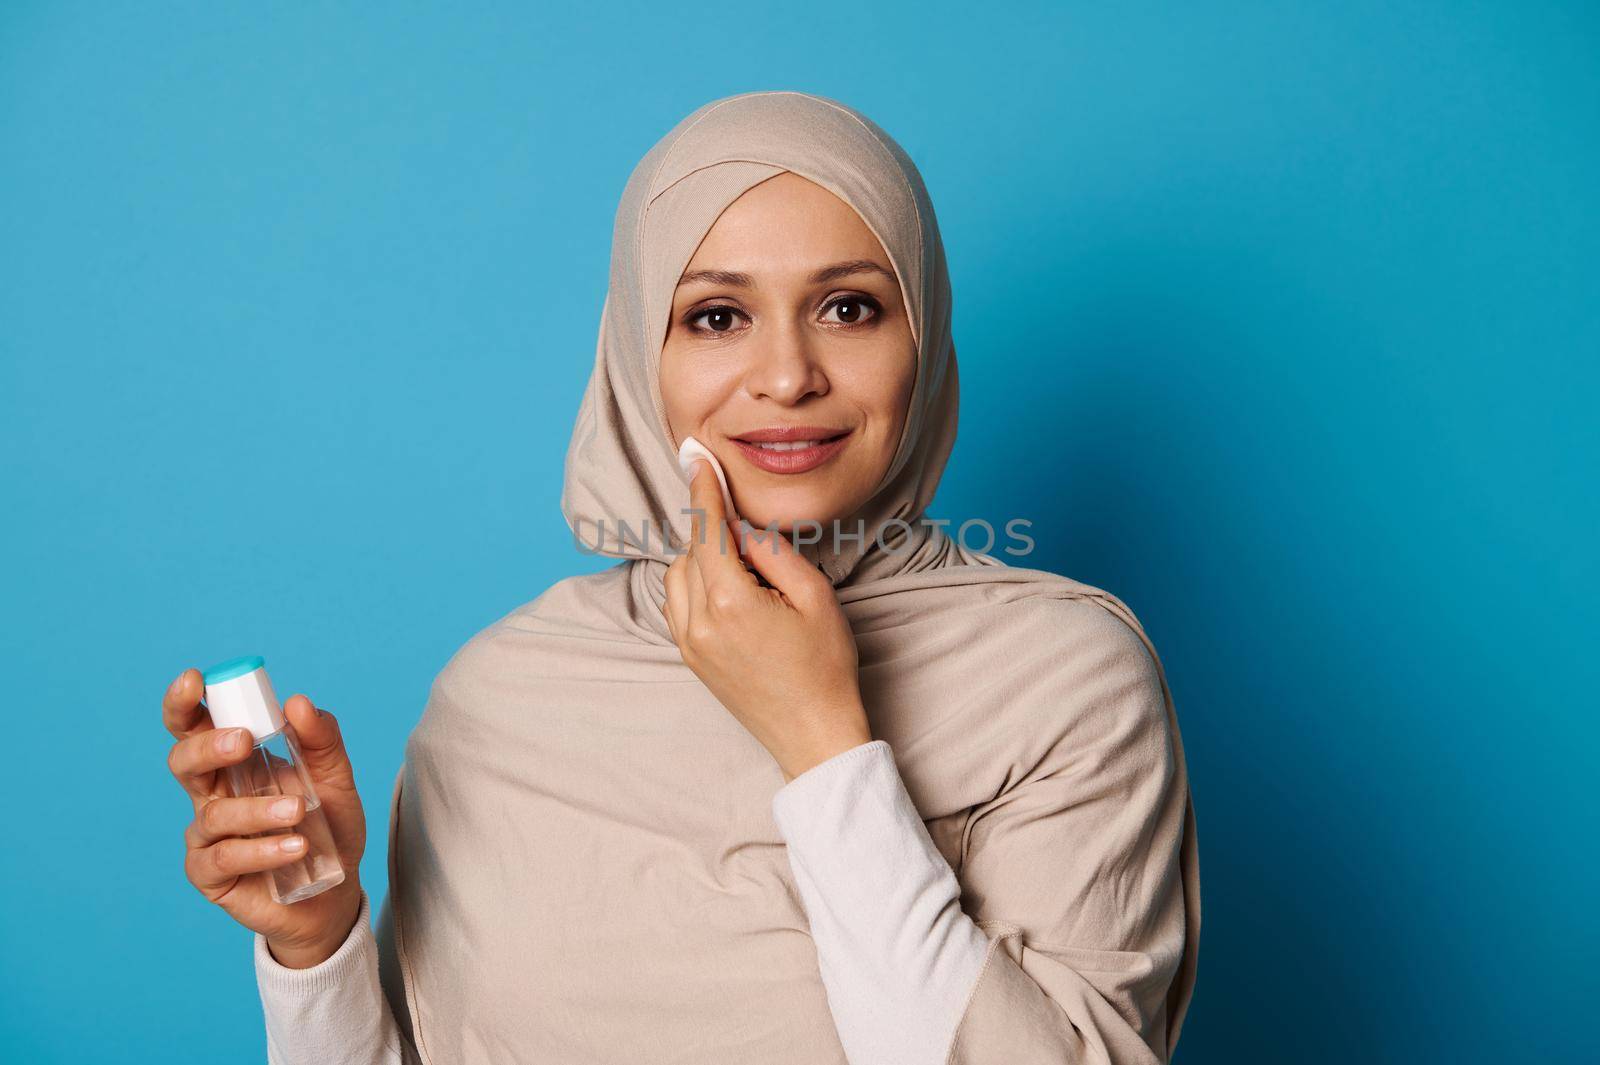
[729,431,851,474]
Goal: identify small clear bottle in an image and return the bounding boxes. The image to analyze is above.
[201,655,345,904]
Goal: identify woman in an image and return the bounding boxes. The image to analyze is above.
[163,90,1200,1064]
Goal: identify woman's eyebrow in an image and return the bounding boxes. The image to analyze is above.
[675,259,896,289]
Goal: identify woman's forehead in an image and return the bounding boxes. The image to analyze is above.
[677,174,896,284]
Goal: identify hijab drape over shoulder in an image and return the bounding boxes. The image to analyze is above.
[374,90,1200,1064]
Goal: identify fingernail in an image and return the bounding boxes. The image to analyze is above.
[270,796,299,820]
[280,835,306,853]
[219,729,243,753]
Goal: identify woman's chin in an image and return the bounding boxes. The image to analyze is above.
[733,500,853,536]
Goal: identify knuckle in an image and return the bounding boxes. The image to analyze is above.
[185,843,217,885]
[791,585,823,611]
[707,587,739,613]
[207,840,236,878]
[166,738,194,780]
[199,797,230,836]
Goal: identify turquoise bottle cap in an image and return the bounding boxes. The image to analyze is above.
[200,655,283,740]
[203,654,265,686]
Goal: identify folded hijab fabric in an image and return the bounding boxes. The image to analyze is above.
[373,89,1200,1063]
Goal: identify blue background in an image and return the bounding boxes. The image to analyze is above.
[2,2,1594,1061]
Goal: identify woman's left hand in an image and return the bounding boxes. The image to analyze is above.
[664,459,873,782]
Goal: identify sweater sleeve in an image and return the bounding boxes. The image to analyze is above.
[254,887,412,1065]
[771,739,992,1065]
[770,617,1196,1065]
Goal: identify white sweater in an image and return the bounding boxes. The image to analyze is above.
[254,740,992,1065]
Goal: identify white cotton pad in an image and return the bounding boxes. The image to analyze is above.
[677,436,738,517]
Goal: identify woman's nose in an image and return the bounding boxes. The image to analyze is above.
[741,322,829,405]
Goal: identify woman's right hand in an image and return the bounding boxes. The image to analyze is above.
[164,667,368,969]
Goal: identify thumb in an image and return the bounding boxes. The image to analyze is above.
[282,694,366,862]
[738,523,831,609]
[283,694,358,796]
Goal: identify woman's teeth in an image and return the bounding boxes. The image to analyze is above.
[754,440,824,451]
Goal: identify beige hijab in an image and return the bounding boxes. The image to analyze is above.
[376,90,1200,1064]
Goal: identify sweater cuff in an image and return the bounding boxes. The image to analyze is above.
[774,739,890,808]
[254,888,375,993]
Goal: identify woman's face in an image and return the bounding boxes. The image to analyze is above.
[660,172,915,533]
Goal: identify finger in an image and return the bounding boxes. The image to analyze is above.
[168,726,256,803]
[686,459,754,598]
[683,544,709,623]
[187,793,305,848]
[684,459,710,551]
[740,524,831,610]
[163,668,212,739]
[686,459,735,561]
[734,525,778,591]
[187,833,309,892]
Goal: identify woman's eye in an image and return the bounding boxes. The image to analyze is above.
[688,305,746,335]
[684,297,880,336]
[822,296,880,326]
